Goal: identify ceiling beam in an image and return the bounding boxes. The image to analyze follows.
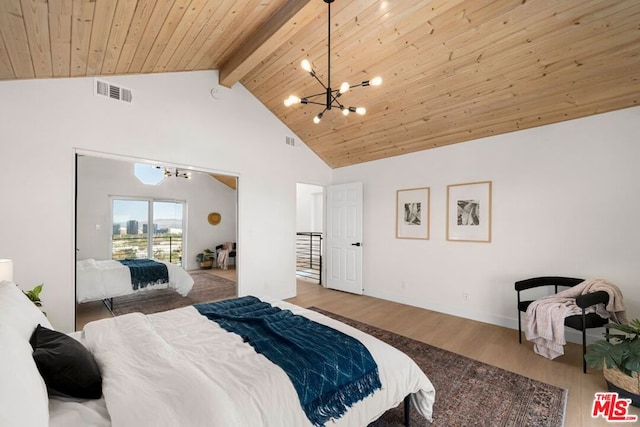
[218,0,320,88]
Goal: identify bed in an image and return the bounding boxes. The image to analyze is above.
[76,258,194,304]
[0,280,435,427]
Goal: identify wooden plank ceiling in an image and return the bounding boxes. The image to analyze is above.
[1,0,639,168]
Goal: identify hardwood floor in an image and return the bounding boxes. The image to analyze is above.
[287,280,638,427]
[76,273,637,426]
[75,299,113,329]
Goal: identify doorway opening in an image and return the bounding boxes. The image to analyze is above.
[296,183,324,284]
[75,151,238,330]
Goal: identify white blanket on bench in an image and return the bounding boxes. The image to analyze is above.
[524,279,627,359]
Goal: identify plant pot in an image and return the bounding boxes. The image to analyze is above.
[604,365,640,407]
[199,259,213,269]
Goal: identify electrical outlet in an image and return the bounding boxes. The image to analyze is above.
[400,280,406,290]
[463,291,469,301]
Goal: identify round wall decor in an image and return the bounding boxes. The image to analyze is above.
[207,212,221,225]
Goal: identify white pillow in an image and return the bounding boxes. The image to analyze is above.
[0,324,49,427]
[0,280,53,340]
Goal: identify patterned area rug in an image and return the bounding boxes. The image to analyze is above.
[111,270,236,316]
[308,308,567,427]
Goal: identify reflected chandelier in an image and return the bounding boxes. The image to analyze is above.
[156,166,191,179]
[284,0,382,124]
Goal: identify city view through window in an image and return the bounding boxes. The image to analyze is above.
[112,199,184,265]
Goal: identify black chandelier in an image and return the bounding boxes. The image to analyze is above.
[284,0,382,124]
[155,166,191,179]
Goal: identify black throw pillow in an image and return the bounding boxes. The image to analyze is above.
[29,324,102,399]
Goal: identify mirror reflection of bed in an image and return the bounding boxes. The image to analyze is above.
[75,154,238,330]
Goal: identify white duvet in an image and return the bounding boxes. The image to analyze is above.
[75,299,434,427]
[76,259,194,303]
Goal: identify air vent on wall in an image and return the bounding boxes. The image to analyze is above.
[94,78,133,103]
[285,136,296,146]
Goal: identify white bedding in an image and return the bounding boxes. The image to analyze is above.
[76,259,194,303]
[49,397,110,427]
[52,298,435,427]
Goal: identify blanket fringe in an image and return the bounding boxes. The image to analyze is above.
[305,368,382,427]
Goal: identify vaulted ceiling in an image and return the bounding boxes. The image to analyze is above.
[1,0,639,168]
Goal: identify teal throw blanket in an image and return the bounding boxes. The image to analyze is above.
[194,296,381,426]
[118,258,168,290]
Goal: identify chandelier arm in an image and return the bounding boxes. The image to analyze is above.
[329,91,345,109]
[303,91,328,99]
[310,72,328,90]
[303,100,328,106]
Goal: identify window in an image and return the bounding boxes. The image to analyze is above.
[111,198,185,265]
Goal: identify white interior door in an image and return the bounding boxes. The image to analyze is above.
[325,182,363,294]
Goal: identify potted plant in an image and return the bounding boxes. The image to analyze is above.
[585,319,640,407]
[23,283,44,307]
[196,249,215,269]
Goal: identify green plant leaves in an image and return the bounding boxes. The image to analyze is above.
[624,340,640,373]
[585,340,617,370]
[585,319,640,376]
[607,321,640,339]
[23,283,44,307]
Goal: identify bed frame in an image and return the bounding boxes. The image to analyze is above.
[404,395,411,426]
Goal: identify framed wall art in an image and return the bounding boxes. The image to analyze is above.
[396,187,430,239]
[447,181,492,242]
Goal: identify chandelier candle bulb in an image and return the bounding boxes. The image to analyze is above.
[356,107,366,115]
[339,82,350,93]
[284,95,301,106]
[301,59,312,73]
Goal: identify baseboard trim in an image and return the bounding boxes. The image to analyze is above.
[364,289,607,345]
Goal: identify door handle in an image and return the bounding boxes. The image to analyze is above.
[351,242,362,247]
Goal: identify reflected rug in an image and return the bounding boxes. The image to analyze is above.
[308,308,567,427]
[111,271,237,316]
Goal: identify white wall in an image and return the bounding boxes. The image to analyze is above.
[333,106,640,340]
[296,183,324,233]
[0,71,332,332]
[76,155,237,270]
[1,68,637,338]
